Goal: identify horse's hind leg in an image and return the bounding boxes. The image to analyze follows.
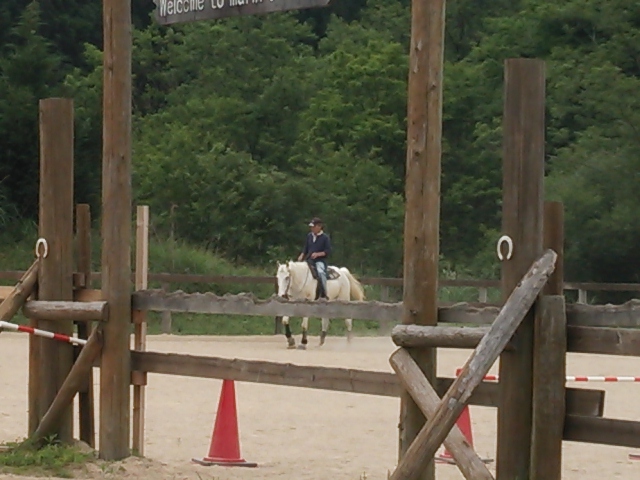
[298,317,309,350]
[345,318,353,343]
[320,318,330,346]
[283,316,296,349]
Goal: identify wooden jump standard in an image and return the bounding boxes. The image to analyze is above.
[0,256,106,446]
[388,250,556,480]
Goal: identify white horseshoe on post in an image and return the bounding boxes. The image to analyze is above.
[496,235,513,261]
[35,238,49,259]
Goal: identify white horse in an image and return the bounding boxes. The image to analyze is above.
[276,261,365,349]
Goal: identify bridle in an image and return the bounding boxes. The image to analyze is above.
[280,263,312,300]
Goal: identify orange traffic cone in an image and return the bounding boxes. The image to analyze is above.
[436,368,492,465]
[192,380,257,467]
[435,404,474,464]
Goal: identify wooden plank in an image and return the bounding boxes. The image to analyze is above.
[23,301,108,322]
[132,351,400,397]
[389,250,556,480]
[400,0,446,476]
[30,327,103,445]
[132,205,149,456]
[497,58,546,480]
[100,0,132,460]
[7,268,640,293]
[75,203,95,448]
[566,300,640,327]
[567,326,640,356]
[564,415,640,448]
[133,290,403,322]
[531,296,566,480]
[33,97,75,442]
[436,380,601,416]
[391,325,514,350]
[565,282,640,292]
[391,348,494,480]
[126,350,604,415]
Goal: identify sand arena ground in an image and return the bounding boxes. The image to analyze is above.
[2,332,640,479]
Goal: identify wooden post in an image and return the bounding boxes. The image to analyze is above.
[478,287,488,303]
[401,0,445,477]
[578,289,587,304]
[543,202,564,297]
[531,296,566,480]
[132,205,149,455]
[160,282,172,333]
[31,98,75,442]
[530,201,566,479]
[497,58,546,480]
[100,0,132,460]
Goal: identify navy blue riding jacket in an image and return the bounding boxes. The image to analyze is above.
[302,232,331,264]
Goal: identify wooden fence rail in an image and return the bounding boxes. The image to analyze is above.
[2,270,640,299]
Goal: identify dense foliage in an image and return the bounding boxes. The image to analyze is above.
[1,0,639,284]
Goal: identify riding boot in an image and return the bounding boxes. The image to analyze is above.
[319,277,328,299]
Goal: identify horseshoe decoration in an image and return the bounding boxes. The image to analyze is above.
[35,238,49,259]
[496,235,513,261]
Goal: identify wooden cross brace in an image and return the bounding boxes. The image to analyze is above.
[389,249,557,480]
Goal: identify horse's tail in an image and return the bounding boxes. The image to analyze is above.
[344,269,366,301]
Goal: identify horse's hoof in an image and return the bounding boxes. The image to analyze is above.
[287,344,297,350]
[297,344,307,350]
[347,332,353,343]
[320,332,327,346]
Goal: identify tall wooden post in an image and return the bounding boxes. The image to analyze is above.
[75,204,95,447]
[132,205,149,455]
[100,0,132,460]
[32,98,75,442]
[497,58,546,480]
[400,0,445,478]
[543,202,564,297]
[530,201,566,479]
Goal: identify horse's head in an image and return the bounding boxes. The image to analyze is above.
[276,262,291,299]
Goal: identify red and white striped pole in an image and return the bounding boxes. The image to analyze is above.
[0,320,87,346]
[480,374,640,383]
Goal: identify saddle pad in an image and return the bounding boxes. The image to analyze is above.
[327,267,340,280]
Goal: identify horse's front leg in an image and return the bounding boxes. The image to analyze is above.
[320,318,330,346]
[345,318,353,343]
[299,317,309,350]
[283,316,296,349]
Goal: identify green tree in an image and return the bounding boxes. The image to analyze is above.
[0,2,64,219]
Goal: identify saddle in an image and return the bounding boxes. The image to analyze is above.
[306,261,340,300]
[306,261,340,281]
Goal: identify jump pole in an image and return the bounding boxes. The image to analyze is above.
[479,374,640,383]
[0,321,87,346]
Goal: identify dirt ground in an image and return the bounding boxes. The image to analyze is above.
[2,332,640,479]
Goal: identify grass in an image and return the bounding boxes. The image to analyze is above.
[0,439,94,478]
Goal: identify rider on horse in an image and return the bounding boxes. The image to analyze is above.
[297,217,331,299]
